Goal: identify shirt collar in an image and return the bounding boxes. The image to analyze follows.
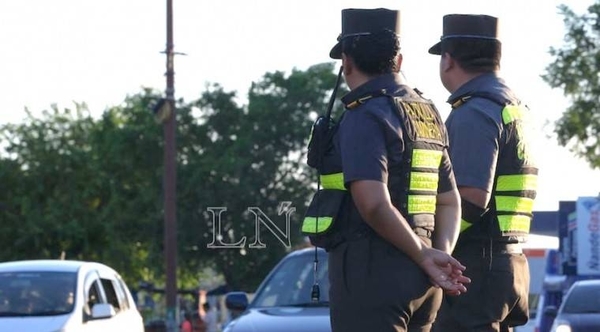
[447,72,501,106]
[341,73,406,108]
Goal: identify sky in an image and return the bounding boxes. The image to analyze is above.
[1,0,600,211]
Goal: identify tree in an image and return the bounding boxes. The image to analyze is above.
[0,101,164,284]
[178,62,342,290]
[0,62,342,291]
[0,105,100,260]
[543,1,600,168]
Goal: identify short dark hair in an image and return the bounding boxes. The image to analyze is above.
[341,29,400,75]
[441,38,501,73]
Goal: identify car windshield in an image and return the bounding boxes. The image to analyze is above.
[562,283,600,314]
[0,271,77,316]
[251,251,329,308]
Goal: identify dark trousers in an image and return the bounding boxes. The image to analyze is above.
[432,241,530,332]
[329,235,442,332]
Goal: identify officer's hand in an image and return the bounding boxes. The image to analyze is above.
[437,267,471,296]
[418,248,470,294]
[440,261,471,296]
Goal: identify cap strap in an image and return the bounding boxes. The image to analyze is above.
[337,32,372,41]
[441,35,499,41]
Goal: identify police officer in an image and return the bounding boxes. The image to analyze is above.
[428,14,539,332]
[325,8,470,332]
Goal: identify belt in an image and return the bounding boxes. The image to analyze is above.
[342,226,432,246]
[455,240,523,256]
[486,242,522,255]
[413,227,432,239]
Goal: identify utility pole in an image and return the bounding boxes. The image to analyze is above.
[164,0,177,331]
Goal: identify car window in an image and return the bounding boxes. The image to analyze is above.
[252,252,329,307]
[101,278,122,312]
[562,283,600,313]
[85,279,103,315]
[0,271,77,316]
[113,276,131,310]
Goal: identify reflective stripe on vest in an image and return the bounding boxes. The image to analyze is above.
[498,215,531,233]
[495,196,535,214]
[496,174,538,191]
[408,195,437,214]
[320,173,346,191]
[302,217,333,234]
[460,219,472,232]
[495,172,537,233]
[502,105,526,124]
[410,172,439,191]
[412,149,443,169]
[407,149,441,215]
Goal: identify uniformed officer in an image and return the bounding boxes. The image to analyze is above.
[325,8,470,332]
[428,14,539,332]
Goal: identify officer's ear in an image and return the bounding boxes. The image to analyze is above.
[341,53,353,76]
[394,54,403,73]
[440,52,454,73]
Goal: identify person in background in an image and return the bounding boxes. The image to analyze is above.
[191,312,205,332]
[198,290,218,332]
[180,311,193,332]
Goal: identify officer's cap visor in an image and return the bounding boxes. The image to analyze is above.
[428,41,442,55]
[330,42,342,59]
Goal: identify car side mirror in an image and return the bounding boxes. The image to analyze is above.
[543,305,558,318]
[225,292,249,311]
[91,303,116,319]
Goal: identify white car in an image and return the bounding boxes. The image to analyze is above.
[0,259,144,332]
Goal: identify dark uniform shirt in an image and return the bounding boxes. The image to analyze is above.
[445,72,519,193]
[339,73,455,195]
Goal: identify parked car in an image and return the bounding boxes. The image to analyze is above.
[547,279,600,332]
[0,259,144,332]
[223,247,330,332]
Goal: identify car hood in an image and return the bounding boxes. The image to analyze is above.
[225,306,331,332]
[559,313,600,331]
[0,315,69,332]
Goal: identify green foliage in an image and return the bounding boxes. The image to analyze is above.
[0,63,340,291]
[178,62,340,291]
[542,1,600,168]
[0,96,165,285]
[0,105,101,260]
